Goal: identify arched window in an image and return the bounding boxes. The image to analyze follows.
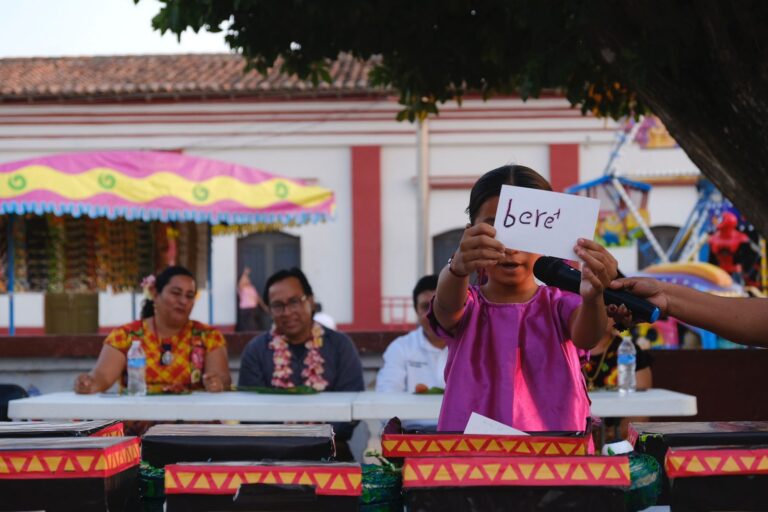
[236,232,301,331]
[433,228,464,276]
[237,232,301,297]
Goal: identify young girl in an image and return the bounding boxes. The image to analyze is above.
[431,165,618,433]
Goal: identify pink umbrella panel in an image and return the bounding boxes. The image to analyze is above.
[0,151,335,226]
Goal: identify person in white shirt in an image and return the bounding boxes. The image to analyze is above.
[312,302,337,330]
[376,275,447,393]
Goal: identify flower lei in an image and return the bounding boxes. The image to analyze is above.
[269,322,328,391]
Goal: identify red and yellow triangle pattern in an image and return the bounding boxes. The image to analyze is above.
[91,422,125,437]
[403,456,630,488]
[0,438,140,480]
[382,434,589,458]
[666,446,768,478]
[165,463,362,496]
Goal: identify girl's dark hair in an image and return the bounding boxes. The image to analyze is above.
[140,265,196,319]
[466,165,552,224]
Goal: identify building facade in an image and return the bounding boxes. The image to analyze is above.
[0,54,700,333]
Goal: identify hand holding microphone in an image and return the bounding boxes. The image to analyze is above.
[533,255,661,324]
[608,277,670,318]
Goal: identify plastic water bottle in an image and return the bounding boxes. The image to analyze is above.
[126,340,147,396]
[617,335,636,394]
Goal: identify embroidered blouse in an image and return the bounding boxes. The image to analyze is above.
[105,319,226,393]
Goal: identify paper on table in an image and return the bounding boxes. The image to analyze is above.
[463,412,529,436]
[601,440,634,456]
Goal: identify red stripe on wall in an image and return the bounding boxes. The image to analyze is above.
[350,146,383,330]
[549,144,580,192]
[0,327,46,336]
[0,324,236,336]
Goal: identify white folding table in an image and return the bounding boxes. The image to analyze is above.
[8,391,359,422]
[351,388,697,420]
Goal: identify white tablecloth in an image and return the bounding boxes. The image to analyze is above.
[8,391,358,422]
[587,389,697,417]
[9,388,696,422]
[351,389,697,420]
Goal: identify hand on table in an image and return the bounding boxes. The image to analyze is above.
[74,373,96,394]
[203,373,227,392]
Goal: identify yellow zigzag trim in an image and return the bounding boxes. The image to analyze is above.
[0,165,332,208]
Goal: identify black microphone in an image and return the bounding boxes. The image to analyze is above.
[533,256,660,324]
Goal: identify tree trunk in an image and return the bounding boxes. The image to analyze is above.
[591,0,768,237]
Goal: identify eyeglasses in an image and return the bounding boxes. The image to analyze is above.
[269,295,308,315]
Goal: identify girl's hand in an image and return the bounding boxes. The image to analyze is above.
[607,303,634,329]
[576,239,619,279]
[450,223,506,276]
[574,239,615,301]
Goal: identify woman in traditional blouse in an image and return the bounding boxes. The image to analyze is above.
[75,265,231,394]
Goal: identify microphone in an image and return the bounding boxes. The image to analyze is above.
[533,256,660,324]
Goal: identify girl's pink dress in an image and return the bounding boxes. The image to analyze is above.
[430,285,590,433]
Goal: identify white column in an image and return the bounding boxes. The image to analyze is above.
[416,119,431,276]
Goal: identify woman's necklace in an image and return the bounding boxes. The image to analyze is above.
[152,316,174,366]
[584,348,609,391]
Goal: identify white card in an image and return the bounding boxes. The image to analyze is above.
[463,412,529,436]
[492,185,600,260]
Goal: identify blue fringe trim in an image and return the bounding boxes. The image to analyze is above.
[0,201,331,226]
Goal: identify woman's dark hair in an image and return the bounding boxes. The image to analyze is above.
[466,165,552,224]
[140,265,196,319]
[263,267,314,305]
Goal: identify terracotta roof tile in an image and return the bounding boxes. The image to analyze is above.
[0,53,387,102]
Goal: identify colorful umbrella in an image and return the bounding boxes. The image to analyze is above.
[0,151,335,226]
[0,151,336,334]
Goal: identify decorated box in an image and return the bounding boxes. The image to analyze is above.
[382,432,590,459]
[629,421,768,503]
[665,445,768,511]
[165,460,362,511]
[381,418,591,460]
[629,421,768,449]
[402,455,630,511]
[0,420,124,438]
[0,436,140,512]
[141,423,336,467]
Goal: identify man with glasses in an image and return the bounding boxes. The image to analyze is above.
[238,267,364,460]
